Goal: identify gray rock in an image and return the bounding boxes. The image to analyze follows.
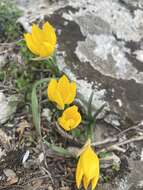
[104,113,120,128]
[0,92,17,125]
[100,152,121,169]
[58,0,143,122]
[97,160,143,190]
[0,54,8,69]
[42,108,52,122]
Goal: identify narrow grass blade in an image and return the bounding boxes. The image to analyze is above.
[31,78,50,136]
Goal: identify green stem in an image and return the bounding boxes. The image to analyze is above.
[49,55,61,77]
[33,78,51,89]
[87,120,94,140]
[43,139,75,157]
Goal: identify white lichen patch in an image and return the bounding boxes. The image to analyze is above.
[134,50,143,62]
[141,149,143,161]
[68,0,143,41]
[75,34,143,83]
[62,0,143,83]
[17,0,68,32]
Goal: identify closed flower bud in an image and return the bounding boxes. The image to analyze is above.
[76,139,99,190]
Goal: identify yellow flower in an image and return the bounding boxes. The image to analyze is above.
[58,105,81,131]
[76,139,99,190]
[47,75,76,110]
[24,22,56,57]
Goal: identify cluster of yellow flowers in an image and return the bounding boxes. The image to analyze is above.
[48,75,81,131]
[24,22,99,190]
[47,75,99,190]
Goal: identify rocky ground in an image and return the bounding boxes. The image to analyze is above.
[0,0,143,189]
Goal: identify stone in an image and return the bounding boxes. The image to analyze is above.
[3,169,18,185]
[100,152,121,169]
[0,92,17,124]
[104,113,121,128]
[42,108,52,122]
[0,54,8,69]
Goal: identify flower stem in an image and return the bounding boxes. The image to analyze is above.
[87,120,94,140]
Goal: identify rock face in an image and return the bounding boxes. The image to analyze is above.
[57,0,143,123]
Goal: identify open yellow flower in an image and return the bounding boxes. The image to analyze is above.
[58,105,81,131]
[47,75,76,110]
[24,22,56,57]
[76,139,99,190]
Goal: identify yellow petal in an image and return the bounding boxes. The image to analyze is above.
[65,82,76,104]
[24,33,39,55]
[39,46,48,57]
[74,112,82,128]
[47,79,65,109]
[63,105,78,119]
[31,24,44,44]
[38,43,54,57]
[58,117,74,131]
[47,79,57,101]
[43,22,57,46]
[64,119,75,130]
[58,106,81,130]
[76,159,83,188]
[83,176,91,189]
[91,176,99,190]
[42,42,55,57]
[64,106,81,129]
[57,75,70,103]
[58,117,67,130]
[81,146,99,179]
[68,119,75,128]
[54,92,64,109]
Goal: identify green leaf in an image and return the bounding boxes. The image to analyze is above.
[71,128,81,138]
[31,78,51,136]
[93,103,106,121]
[31,84,41,136]
[44,139,74,157]
[87,91,94,119]
[98,151,112,158]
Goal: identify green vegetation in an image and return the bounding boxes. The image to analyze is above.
[0,0,22,42]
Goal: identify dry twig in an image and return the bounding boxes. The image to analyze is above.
[92,137,117,147]
[55,122,82,145]
[117,123,143,137]
[99,135,143,153]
